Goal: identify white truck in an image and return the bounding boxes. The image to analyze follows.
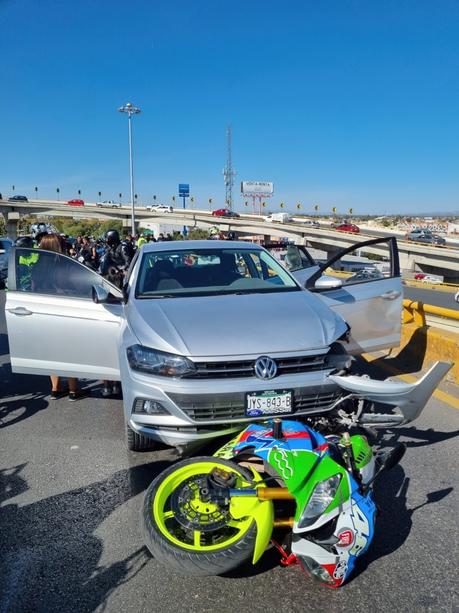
[264,212,292,223]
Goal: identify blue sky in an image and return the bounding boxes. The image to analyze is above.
[1,0,459,214]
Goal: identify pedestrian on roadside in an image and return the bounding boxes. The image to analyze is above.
[74,235,84,255]
[137,234,147,249]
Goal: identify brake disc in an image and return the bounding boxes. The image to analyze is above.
[171,475,230,532]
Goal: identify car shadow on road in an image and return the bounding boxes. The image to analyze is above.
[0,459,173,613]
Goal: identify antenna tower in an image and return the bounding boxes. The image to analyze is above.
[223,125,236,209]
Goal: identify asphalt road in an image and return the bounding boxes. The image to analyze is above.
[404,285,458,309]
[0,291,458,613]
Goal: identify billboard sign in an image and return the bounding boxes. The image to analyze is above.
[241,181,274,196]
[178,183,190,197]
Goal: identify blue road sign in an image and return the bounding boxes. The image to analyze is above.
[178,183,190,197]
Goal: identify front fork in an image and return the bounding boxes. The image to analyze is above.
[229,487,295,528]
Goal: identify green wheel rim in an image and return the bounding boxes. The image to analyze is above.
[152,461,255,552]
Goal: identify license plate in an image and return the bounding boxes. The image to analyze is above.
[246,390,293,417]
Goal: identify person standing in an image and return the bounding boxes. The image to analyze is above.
[99,229,134,397]
[35,233,83,401]
[136,234,147,249]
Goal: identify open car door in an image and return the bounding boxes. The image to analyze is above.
[305,237,402,354]
[5,247,123,380]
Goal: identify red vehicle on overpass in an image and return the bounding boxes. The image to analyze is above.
[335,223,360,234]
[212,208,240,218]
[67,199,85,207]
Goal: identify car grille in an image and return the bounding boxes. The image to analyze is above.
[167,389,341,422]
[184,355,327,379]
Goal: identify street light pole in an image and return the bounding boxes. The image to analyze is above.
[118,102,141,235]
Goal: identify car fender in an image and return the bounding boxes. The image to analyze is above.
[329,361,453,424]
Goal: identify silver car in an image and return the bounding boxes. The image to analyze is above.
[6,238,420,451]
[406,229,446,246]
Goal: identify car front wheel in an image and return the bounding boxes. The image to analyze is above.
[126,424,158,451]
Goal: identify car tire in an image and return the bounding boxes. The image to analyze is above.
[126,424,157,451]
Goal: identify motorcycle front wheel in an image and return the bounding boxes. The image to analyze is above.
[142,456,258,576]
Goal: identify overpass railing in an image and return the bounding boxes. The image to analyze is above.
[402,299,459,333]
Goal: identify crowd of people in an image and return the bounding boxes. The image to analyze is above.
[67,231,177,275]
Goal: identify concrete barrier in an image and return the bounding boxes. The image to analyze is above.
[396,300,459,384]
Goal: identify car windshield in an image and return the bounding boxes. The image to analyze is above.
[136,247,300,298]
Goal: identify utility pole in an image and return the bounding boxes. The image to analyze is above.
[223,125,236,210]
[118,102,141,234]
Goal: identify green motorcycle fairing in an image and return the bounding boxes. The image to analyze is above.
[217,420,365,533]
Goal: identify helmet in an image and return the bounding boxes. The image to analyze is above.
[15,236,34,248]
[106,229,120,245]
[230,421,377,588]
[226,231,236,241]
[291,434,376,587]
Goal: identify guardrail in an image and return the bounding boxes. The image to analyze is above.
[403,279,459,292]
[402,299,459,333]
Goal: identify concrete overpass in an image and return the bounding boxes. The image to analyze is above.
[1,199,459,281]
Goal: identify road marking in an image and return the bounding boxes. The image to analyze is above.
[363,355,459,411]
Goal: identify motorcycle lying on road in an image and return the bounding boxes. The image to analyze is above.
[142,361,451,587]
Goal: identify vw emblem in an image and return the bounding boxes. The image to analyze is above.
[254,356,278,380]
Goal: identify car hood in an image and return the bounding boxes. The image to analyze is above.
[127,290,348,358]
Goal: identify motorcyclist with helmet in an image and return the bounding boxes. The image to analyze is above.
[99,229,134,288]
[99,229,135,398]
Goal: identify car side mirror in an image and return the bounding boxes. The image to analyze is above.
[312,275,343,291]
[92,284,123,304]
[92,284,110,304]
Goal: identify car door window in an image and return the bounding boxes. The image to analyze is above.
[14,248,106,299]
[320,238,396,286]
[265,244,315,273]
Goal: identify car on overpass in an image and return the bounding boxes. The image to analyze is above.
[96,200,121,208]
[406,229,446,246]
[212,208,240,218]
[335,222,360,234]
[67,199,85,207]
[298,219,320,228]
[8,195,28,202]
[264,212,292,223]
[5,236,401,452]
[147,204,173,213]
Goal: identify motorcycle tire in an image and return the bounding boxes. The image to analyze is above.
[142,456,258,576]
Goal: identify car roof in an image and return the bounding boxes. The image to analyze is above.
[141,240,262,253]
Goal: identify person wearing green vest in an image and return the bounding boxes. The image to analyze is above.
[16,236,39,291]
[136,234,148,249]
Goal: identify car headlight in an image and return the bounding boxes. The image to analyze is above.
[127,345,196,377]
[298,474,341,529]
